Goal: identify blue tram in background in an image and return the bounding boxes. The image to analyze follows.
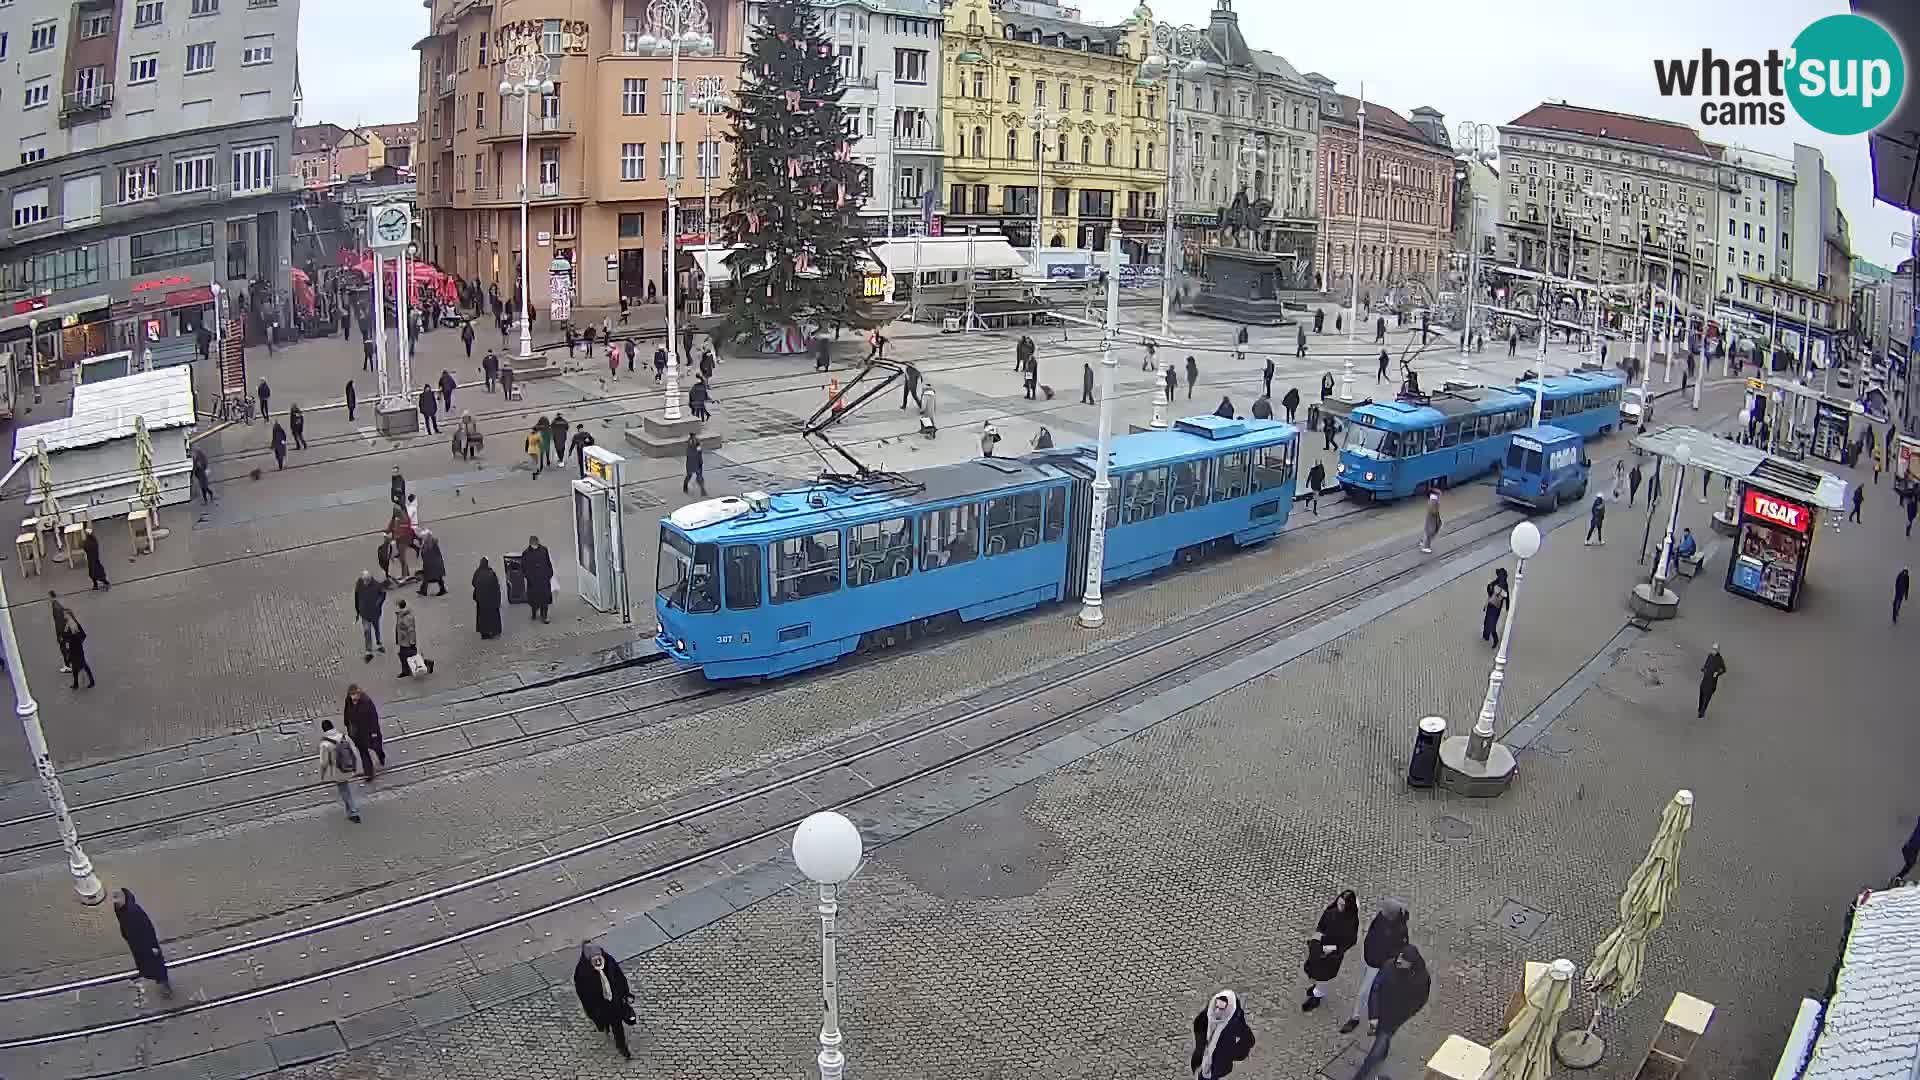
[655,416,1299,680]
[1336,374,1624,502]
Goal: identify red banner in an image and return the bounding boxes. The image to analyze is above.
[1743,489,1811,534]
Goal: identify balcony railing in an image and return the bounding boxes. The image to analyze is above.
[439,73,456,97]
[846,74,879,90]
[889,134,943,153]
[481,114,577,142]
[59,84,114,125]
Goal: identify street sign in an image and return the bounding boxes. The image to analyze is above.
[367,203,413,253]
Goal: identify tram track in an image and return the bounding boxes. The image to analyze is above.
[0,495,1519,1044]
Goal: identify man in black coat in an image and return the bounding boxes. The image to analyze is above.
[1374,315,1386,343]
[573,943,636,1060]
[1354,943,1431,1080]
[1341,897,1409,1034]
[113,889,171,997]
[417,529,448,596]
[418,384,440,434]
[901,363,923,410]
[1081,363,1095,405]
[1697,644,1726,718]
[390,467,408,511]
[81,527,109,589]
[1264,357,1276,400]
[342,684,384,780]
[521,536,555,623]
[1281,386,1300,422]
[684,434,707,496]
[354,570,387,661]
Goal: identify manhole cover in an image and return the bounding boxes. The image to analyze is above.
[1493,899,1551,941]
[1431,815,1474,842]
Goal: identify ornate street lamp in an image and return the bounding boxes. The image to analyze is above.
[498,51,554,364]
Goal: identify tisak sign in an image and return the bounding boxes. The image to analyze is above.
[1743,489,1810,533]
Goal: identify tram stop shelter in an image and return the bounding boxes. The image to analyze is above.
[1746,376,1871,466]
[1631,425,1845,613]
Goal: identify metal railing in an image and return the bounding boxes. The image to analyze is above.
[889,134,943,153]
[439,73,456,96]
[60,84,114,116]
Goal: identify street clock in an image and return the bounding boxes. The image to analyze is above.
[367,203,414,253]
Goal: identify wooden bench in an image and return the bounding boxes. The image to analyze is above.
[1676,551,1706,578]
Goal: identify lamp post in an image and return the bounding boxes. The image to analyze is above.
[1141,24,1205,339]
[1456,122,1499,382]
[636,0,715,423]
[1436,521,1537,795]
[1080,230,1122,629]
[1658,210,1691,386]
[791,812,864,1080]
[1653,442,1692,596]
[1028,109,1061,260]
[498,51,554,365]
[690,81,733,319]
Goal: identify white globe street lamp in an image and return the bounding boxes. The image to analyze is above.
[1140,23,1205,339]
[1437,521,1538,795]
[500,51,554,365]
[792,811,864,1080]
[691,86,733,319]
[636,0,715,423]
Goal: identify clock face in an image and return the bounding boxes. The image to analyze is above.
[374,207,410,244]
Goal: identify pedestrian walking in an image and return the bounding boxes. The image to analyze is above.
[1895,567,1910,624]
[684,434,707,496]
[62,616,94,688]
[319,720,362,822]
[81,526,109,589]
[460,321,474,359]
[256,379,271,421]
[1611,459,1625,502]
[1185,354,1199,399]
[1508,327,1519,356]
[439,370,457,412]
[689,377,713,421]
[1306,461,1325,514]
[1340,898,1409,1035]
[1314,307,1325,334]
[1907,494,1917,537]
[355,570,387,661]
[1081,363,1096,405]
[526,425,546,478]
[457,412,480,461]
[619,295,631,324]
[342,683,385,778]
[271,422,288,469]
[1420,490,1442,553]
[394,600,434,678]
[540,414,566,465]
[1585,495,1606,545]
[1281,386,1299,422]
[346,380,359,422]
[472,558,504,639]
[654,346,668,382]
[500,365,516,401]
[1874,443,1884,484]
[814,336,831,373]
[1302,889,1359,1011]
[1190,990,1255,1080]
[565,325,579,358]
[583,324,596,354]
[49,590,73,673]
[1851,485,1865,523]
[1483,567,1510,644]
[1352,943,1431,1080]
[1322,414,1338,451]
[1374,315,1386,344]
[1022,354,1038,400]
[482,351,499,392]
[980,423,1002,458]
[1264,358,1277,402]
[573,941,638,1060]
[625,338,638,374]
[192,447,213,503]
[570,427,597,475]
[1214,395,1236,419]
[1628,462,1644,507]
[1296,325,1308,358]
[1142,339,1158,372]
[1892,816,1920,886]
[1376,349,1390,383]
[1164,364,1178,404]
[289,404,307,450]
[918,382,939,437]
[1335,312,1344,333]
[1252,396,1273,420]
[113,889,173,996]
[1697,644,1727,718]
[417,529,448,596]
[522,536,555,622]
[900,363,923,410]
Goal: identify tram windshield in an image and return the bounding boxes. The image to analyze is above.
[1343,425,1400,457]
[657,528,719,613]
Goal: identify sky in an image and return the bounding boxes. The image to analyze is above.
[297,0,1915,269]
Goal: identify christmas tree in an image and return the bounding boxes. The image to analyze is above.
[721,0,876,341]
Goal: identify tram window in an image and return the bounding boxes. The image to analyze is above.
[657,530,719,613]
[919,504,980,570]
[1123,466,1169,522]
[772,530,843,602]
[848,517,914,587]
[1342,428,1398,457]
[1423,426,1442,453]
[1252,442,1292,491]
[1441,421,1462,448]
[985,490,1045,555]
[1471,415,1491,440]
[722,544,762,610]
[1042,487,1066,541]
[1216,451,1252,497]
[1169,459,1207,511]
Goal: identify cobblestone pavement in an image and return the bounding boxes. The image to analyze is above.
[259,436,1909,1080]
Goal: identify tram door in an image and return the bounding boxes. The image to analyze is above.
[1062,475,1093,601]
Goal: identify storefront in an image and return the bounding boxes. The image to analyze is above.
[1727,487,1817,610]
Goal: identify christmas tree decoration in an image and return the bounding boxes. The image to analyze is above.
[722,0,876,338]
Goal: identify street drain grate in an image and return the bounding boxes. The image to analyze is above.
[1493,898,1551,941]
[1431,815,1474,842]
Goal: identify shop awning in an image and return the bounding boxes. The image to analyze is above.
[164,286,215,307]
[0,294,112,336]
[686,245,740,287]
[873,237,1029,274]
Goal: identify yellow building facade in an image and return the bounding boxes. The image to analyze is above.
[939,0,1164,258]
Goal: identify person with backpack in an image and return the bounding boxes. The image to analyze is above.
[319,719,362,822]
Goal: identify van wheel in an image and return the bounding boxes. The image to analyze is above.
[1550,493,1560,512]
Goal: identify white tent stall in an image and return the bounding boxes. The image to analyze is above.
[13,365,195,519]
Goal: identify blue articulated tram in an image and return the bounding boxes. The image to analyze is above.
[654,416,1299,680]
[1337,374,1626,502]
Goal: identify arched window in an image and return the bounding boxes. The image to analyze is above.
[1007,129,1018,159]
[1133,143,1140,169]
[972,126,985,158]
[1057,134,1067,161]
[1147,143,1154,170]
[1104,138,1113,166]
[1080,135,1091,163]
[1083,86,1093,112]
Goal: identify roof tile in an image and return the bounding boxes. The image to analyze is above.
[1801,885,1920,1079]
[1505,102,1711,159]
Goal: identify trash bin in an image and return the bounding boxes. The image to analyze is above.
[1407,715,1447,788]
[503,552,527,605]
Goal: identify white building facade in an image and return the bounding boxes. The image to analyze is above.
[816,0,944,236]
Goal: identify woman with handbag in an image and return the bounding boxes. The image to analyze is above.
[573,941,637,1060]
[1302,889,1359,1011]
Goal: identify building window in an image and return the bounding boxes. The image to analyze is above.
[134,1,163,26]
[232,142,273,192]
[10,187,49,229]
[541,18,563,55]
[119,162,160,203]
[1106,88,1116,114]
[553,206,576,237]
[1059,82,1070,110]
[542,146,562,186]
[23,78,50,109]
[1103,138,1113,165]
[82,13,112,38]
[894,49,926,83]
[473,154,484,190]
[186,42,215,73]
[622,78,646,115]
[1758,226,1765,243]
[618,213,641,238]
[621,142,645,180]
[971,126,983,158]
[129,54,159,83]
[225,219,251,279]
[1083,86,1093,112]
[698,140,719,178]
[1080,135,1090,163]
[475,92,485,129]
[191,0,218,13]
[1007,75,1019,103]
[29,19,56,50]
[129,222,214,273]
[1758,254,1765,273]
[1006,129,1017,160]
[173,152,213,191]
[242,34,272,64]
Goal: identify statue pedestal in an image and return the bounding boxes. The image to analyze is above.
[1185,246,1298,326]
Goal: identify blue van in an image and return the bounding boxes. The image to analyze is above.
[1497,425,1588,510]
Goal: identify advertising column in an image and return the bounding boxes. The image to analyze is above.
[1725,487,1815,611]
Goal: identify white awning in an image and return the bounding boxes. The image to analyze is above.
[686,245,740,286]
[873,237,1029,274]
[14,365,196,459]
